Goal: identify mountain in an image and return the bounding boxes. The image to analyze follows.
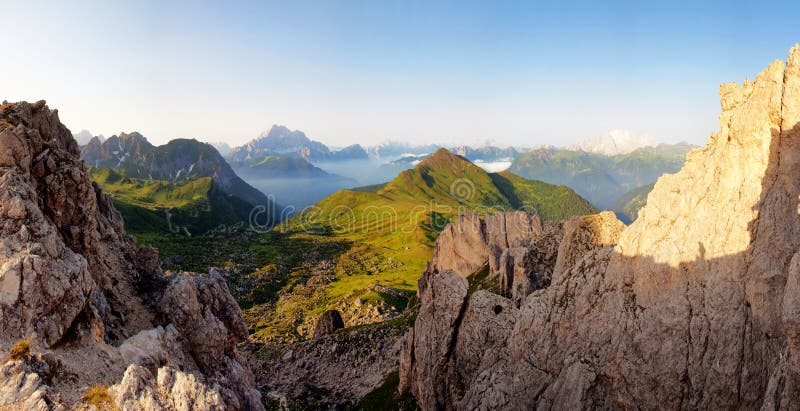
[330,144,369,161]
[88,167,267,235]
[612,183,653,223]
[72,129,104,145]
[246,149,596,342]
[508,142,693,209]
[81,133,276,234]
[363,148,596,220]
[228,125,331,162]
[230,155,357,207]
[81,131,155,169]
[211,141,233,156]
[0,100,262,409]
[234,155,332,179]
[309,149,595,223]
[398,45,800,410]
[567,129,660,155]
[365,141,440,160]
[229,125,368,163]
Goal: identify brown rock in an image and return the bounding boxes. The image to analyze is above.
[313,309,345,338]
[400,270,468,410]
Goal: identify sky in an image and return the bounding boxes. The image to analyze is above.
[2,1,800,148]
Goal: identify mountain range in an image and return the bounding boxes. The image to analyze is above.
[567,129,660,155]
[80,128,689,225]
[80,132,276,234]
[228,125,369,163]
[508,142,694,219]
[230,155,356,207]
[72,129,104,145]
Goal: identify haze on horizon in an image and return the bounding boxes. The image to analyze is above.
[2,1,799,148]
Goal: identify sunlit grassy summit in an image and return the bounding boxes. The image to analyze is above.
[241,148,597,341]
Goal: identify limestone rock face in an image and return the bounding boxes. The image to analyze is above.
[552,211,624,281]
[399,270,468,410]
[0,358,63,411]
[428,211,560,307]
[0,101,262,410]
[110,365,227,411]
[400,46,800,410]
[429,211,542,278]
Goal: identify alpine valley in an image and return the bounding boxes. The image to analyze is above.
[4,8,800,409]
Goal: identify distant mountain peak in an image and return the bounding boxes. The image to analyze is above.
[72,129,103,146]
[417,148,470,168]
[230,125,367,162]
[567,129,660,155]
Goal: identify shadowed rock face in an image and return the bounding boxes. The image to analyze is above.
[314,309,345,338]
[400,45,800,409]
[0,101,263,410]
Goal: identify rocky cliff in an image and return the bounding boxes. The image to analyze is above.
[0,101,263,410]
[400,46,800,409]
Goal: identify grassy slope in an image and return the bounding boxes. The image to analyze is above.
[111,149,596,342]
[89,167,254,235]
[613,183,654,223]
[247,149,596,340]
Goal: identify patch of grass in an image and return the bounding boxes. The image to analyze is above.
[81,384,119,411]
[7,338,31,361]
[613,183,654,223]
[466,264,499,296]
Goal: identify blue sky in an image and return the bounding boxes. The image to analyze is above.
[2,1,799,147]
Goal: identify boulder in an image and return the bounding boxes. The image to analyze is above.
[313,310,345,338]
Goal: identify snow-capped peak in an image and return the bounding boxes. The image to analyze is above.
[567,129,660,156]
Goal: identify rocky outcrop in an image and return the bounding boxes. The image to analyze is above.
[401,212,617,409]
[313,309,345,338]
[0,101,262,410]
[429,211,563,306]
[399,45,800,409]
[430,211,543,277]
[552,211,624,280]
[250,318,408,409]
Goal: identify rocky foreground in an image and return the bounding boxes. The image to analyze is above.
[0,101,263,410]
[399,45,800,409]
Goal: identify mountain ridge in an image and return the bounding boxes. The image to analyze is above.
[81,132,277,234]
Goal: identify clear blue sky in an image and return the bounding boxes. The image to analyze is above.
[2,1,799,147]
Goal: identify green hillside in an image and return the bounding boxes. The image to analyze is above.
[242,148,596,341]
[508,143,691,210]
[613,183,654,223]
[111,148,596,343]
[89,167,261,235]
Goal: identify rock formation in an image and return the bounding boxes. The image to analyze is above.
[429,210,564,306]
[0,101,262,410]
[251,318,407,409]
[400,46,800,409]
[313,309,345,338]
